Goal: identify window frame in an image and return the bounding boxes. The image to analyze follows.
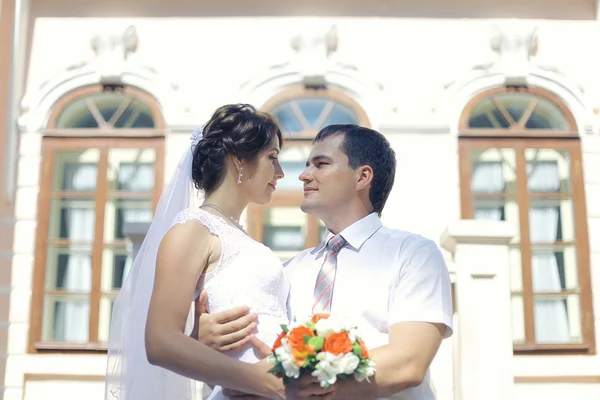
[248,86,369,253]
[29,85,165,353]
[458,86,595,355]
[44,84,165,137]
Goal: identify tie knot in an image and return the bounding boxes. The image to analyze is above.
[326,234,347,253]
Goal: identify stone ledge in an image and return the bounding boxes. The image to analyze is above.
[441,219,516,253]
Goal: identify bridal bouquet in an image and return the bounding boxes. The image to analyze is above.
[267,313,376,389]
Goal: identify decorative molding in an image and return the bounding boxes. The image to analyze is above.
[19,24,179,132]
[486,21,539,87]
[238,24,386,128]
[441,20,594,137]
[290,24,339,87]
[90,25,139,84]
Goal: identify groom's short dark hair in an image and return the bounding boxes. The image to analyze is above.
[314,124,396,215]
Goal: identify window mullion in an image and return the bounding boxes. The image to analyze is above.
[515,143,535,346]
[89,144,109,343]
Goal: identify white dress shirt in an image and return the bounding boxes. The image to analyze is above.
[284,213,453,400]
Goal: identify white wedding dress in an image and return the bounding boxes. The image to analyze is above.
[172,207,290,400]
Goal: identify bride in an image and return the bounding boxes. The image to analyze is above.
[105,104,291,399]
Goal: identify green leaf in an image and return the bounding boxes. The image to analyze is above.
[353,343,363,356]
[268,364,285,375]
[308,336,324,351]
[280,324,289,333]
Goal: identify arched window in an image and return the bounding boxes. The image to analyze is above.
[248,87,369,260]
[30,85,165,351]
[459,86,594,354]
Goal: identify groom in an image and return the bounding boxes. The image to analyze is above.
[195,124,453,399]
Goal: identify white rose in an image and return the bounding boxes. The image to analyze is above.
[274,340,300,379]
[312,352,343,387]
[347,328,360,343]
[354,359,376,382]
[314,318,342,338]
[337,353,360,375]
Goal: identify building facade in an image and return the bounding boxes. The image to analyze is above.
[2,0,600,399]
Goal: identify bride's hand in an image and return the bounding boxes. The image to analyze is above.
[192,290,259,351]
[250,335,272,359]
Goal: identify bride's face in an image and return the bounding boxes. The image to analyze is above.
[243,136,284,205]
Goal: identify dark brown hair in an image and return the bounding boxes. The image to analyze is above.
[191,104,283,194]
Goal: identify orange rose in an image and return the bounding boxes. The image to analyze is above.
[272,331,287,352]
[287,326,315,351]
[358,339,370,359]
[287,326,316,366]
[291,343,315,366]
[323,331,353,355]
[311,313,330,324]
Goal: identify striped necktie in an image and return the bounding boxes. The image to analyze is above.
[312,234,347,314]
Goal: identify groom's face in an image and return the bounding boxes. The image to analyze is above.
[299,134,358,217]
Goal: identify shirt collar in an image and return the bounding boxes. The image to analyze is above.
[324,213,382,251]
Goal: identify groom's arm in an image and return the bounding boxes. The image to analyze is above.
[337,239,453,399]
[336,322,445,399]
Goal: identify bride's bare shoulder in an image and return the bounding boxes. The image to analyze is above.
[159,209,220,261]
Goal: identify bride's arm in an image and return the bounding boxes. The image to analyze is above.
[145,221,283,399]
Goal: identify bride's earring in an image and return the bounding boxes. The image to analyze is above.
[237,167,243,184]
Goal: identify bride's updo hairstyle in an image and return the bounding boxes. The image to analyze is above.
[191,104,282,195]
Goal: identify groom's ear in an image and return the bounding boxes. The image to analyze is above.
[356,165,374,191]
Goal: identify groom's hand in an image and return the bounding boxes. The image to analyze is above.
[193,290,258,351]
[285,376,338,400]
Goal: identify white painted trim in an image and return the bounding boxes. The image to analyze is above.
[441,67,595,136]
[18,63,179,132]
[237,62,388,129]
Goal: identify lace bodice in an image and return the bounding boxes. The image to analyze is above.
[171,207,289,329]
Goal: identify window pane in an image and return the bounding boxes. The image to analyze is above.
[525,149,571,193]
[48,198,96,241]
[113,98,155,128]
[468,98,511,128]
[272,104,303,134]
[511,295,526,344]
[278,146,311,190]
[104,199,153,242]
[473,198,520,241]
[45,246,92,292]
[493,92,536,124]
[262,207,307,251]
[101,246,133,292]
[42,295,89,342]
[295,98,328,126]
[534,294,582,344]
[271,97,359,134]
[322,103,358,127]
[529,198,575,243]
[53,150,100,191]
[525,99,569,130]
[108,148,156,192]
[470,149,516,193]
[531,245,579,293]
[55,99,99,129]
[98,295,117,343]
